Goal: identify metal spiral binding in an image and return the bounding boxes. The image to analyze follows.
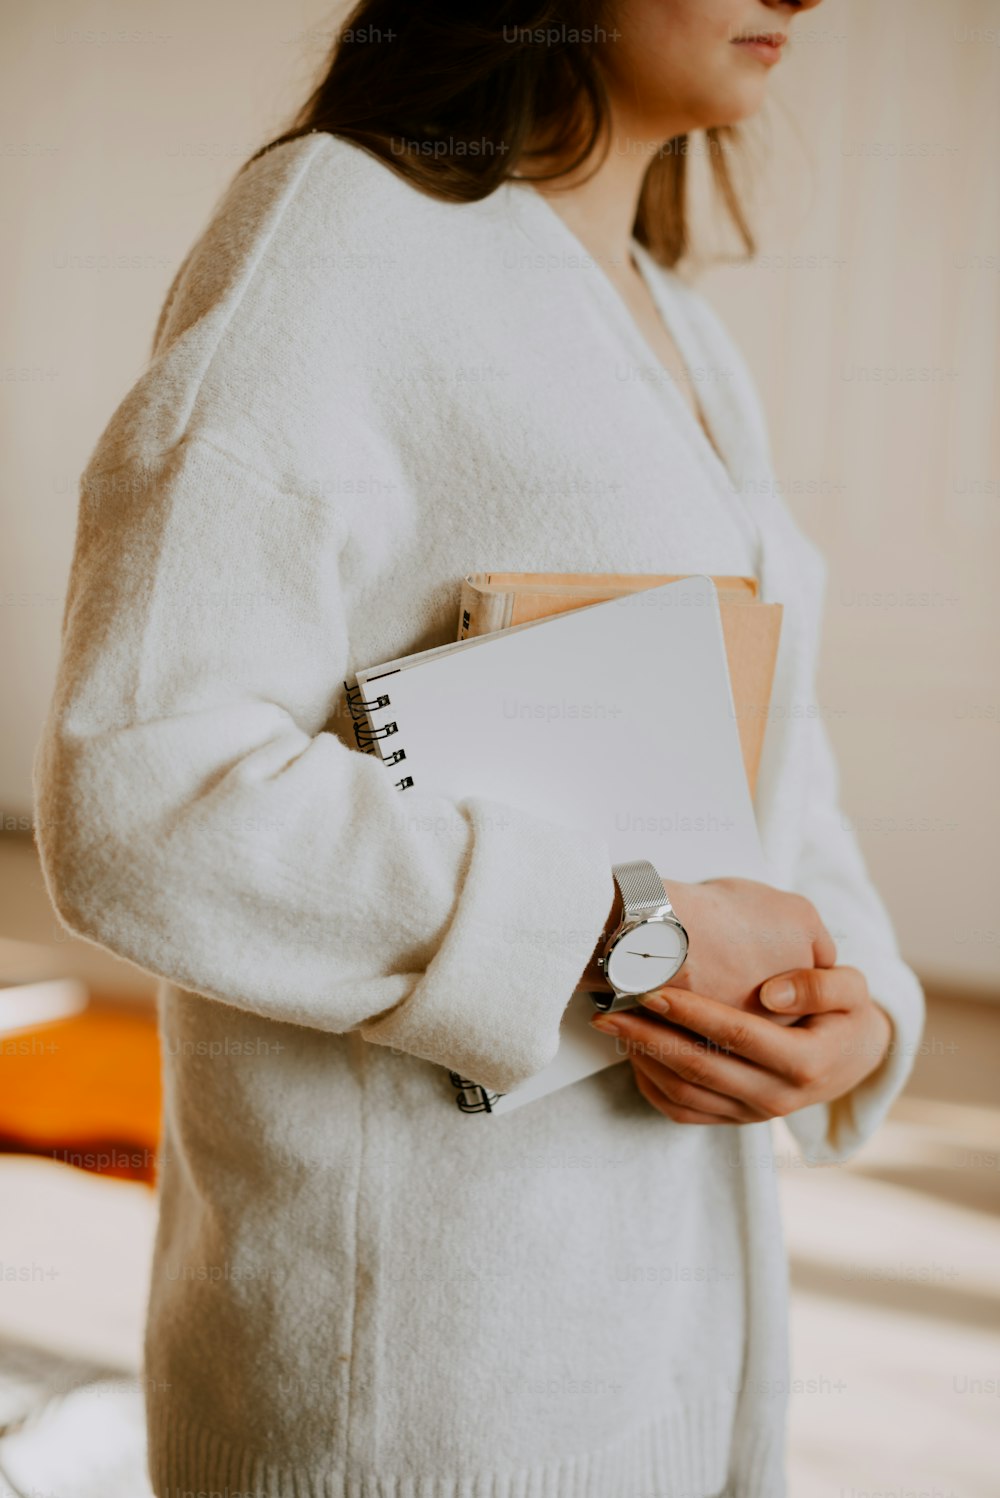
[344,681,391,722]
[448,1072,504,1114]
[353,718,399,750]
[344,680,416,790]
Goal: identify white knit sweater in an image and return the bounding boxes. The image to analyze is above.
[34,133,924,1498]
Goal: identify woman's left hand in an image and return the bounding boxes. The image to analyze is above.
[590,966,893,1125]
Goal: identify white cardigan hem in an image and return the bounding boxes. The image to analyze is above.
[147,1395,785,1498]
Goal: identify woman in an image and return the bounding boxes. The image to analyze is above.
[35,2,924,1494]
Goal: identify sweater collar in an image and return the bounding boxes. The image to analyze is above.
[503,179,737,481]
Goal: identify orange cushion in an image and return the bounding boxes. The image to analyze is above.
[0,1004,161,1183]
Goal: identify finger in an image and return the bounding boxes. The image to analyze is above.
[604,1008,776,1105]
[759,964,867,1018]
[811,919,838,969]
[631,1059,744,1125]
[632,987,798,1072]
[630,1052,768,1124]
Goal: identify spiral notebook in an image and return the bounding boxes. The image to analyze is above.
[347,574,770,1115]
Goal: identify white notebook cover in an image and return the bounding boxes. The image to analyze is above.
[354,575,769,1114]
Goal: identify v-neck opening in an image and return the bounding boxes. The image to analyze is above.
[629,241,731,479]
[505,179,735,488]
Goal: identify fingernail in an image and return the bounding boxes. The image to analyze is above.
[638,992,670,1016]
[762,980,796,1010]
[590,1015,623,1036]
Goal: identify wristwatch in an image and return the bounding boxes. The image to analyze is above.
[593,859,689,1013]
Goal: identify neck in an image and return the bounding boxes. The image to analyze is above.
[529,113,683,276]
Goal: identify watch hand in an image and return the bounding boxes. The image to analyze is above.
[625,950,667,958]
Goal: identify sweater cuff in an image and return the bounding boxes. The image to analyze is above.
[783,965,925,1166]
[360,797,615,1095]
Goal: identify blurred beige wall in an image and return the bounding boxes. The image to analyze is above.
[699,0,1000,991]
[1,0,997,989]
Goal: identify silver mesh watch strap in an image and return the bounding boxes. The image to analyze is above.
[613,859,671,921]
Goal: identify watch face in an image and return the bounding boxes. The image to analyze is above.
[606,918,687,996]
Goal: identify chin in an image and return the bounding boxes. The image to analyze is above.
[636,79,769,139]
[693,80,771,130]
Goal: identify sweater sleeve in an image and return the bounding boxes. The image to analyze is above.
[783,706,925,1165]
[33,434,615,1095]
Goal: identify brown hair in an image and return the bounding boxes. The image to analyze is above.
[243,1,754,268]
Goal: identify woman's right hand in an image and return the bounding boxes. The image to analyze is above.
[664,877,837,1020]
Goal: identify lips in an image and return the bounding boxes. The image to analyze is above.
[731,31,788,64]
[732,30,787,47]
